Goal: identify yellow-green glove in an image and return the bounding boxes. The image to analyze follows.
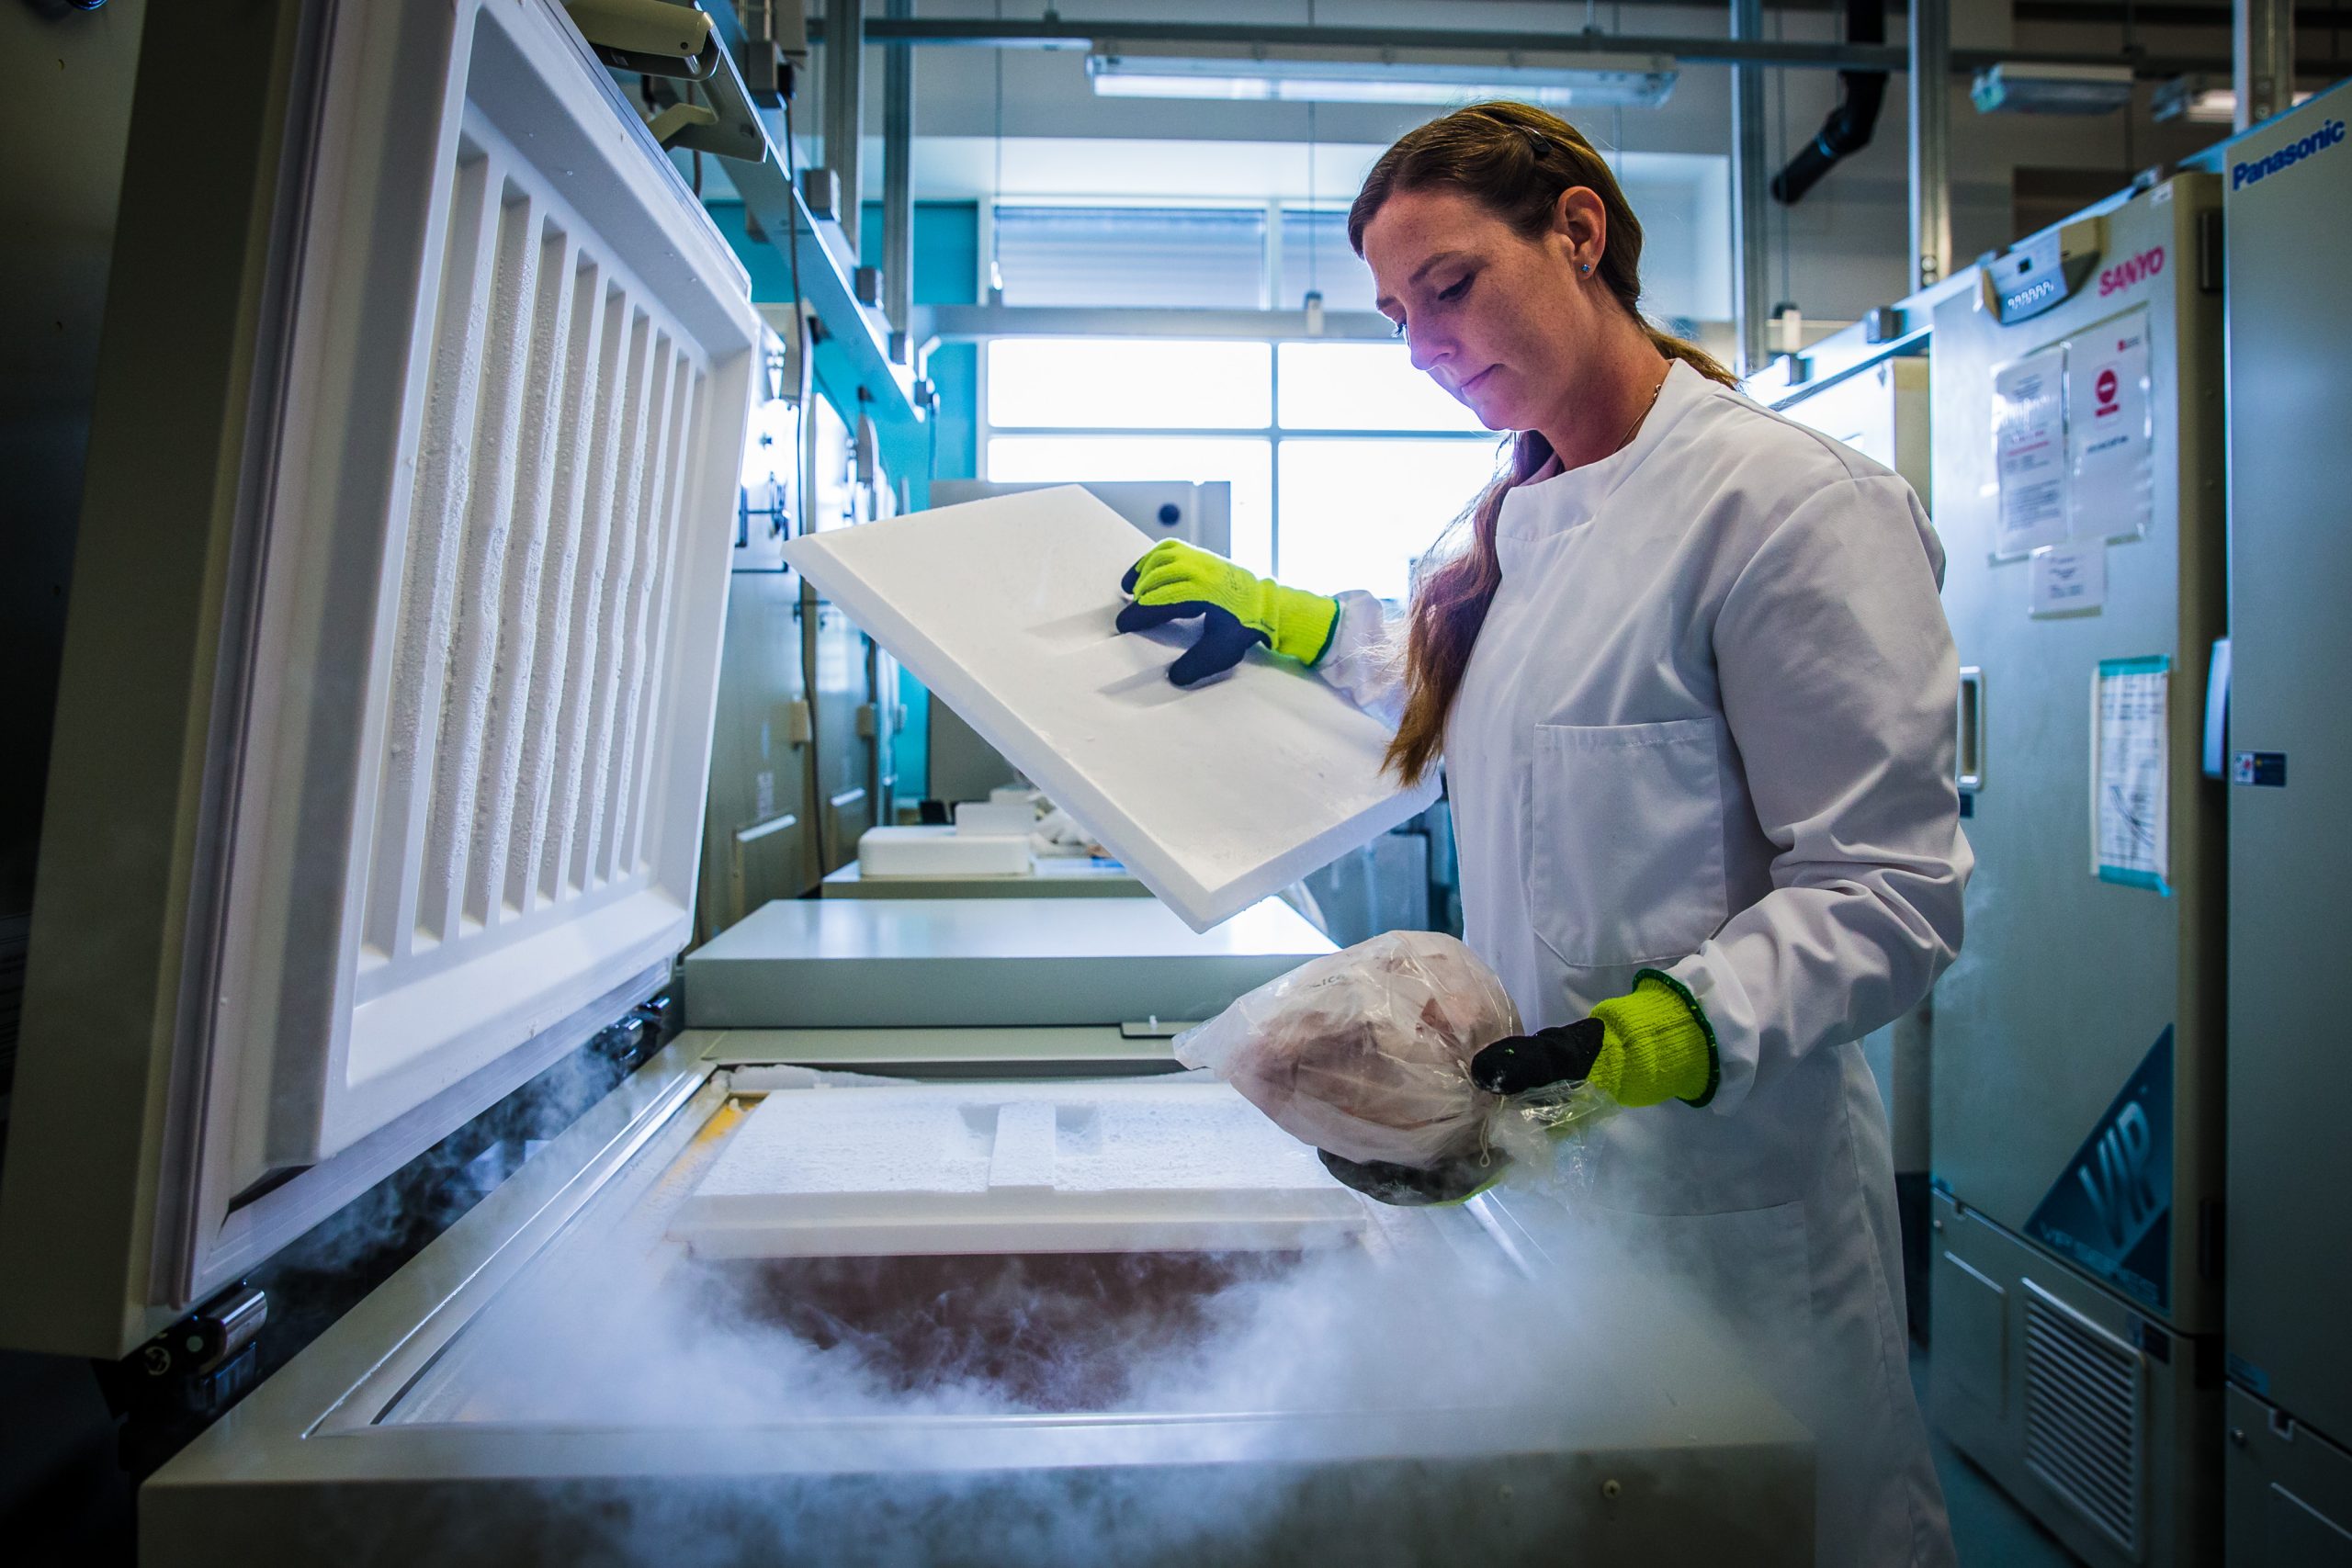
[1115,539,1340,688]
[1317,972,1718,1209]
[1470,971,1720,1110]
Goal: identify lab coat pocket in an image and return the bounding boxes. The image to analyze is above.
[1528,717,1729,968]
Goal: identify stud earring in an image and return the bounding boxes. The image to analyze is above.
[1580,262,1592,274]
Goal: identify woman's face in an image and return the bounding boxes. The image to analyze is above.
[1361,184,1609,435]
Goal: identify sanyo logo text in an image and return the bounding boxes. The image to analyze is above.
[2098,246,2165,297]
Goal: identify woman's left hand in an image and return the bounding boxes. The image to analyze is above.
[1472,974,1719,1109]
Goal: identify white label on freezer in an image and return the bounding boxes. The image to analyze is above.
[2030,542,2107,615]
[2092,657,2170,893]
[1993,348,2071,558]
[2068,313,2154,542]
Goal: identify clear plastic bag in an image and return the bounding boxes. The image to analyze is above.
[1173,931,1522,1168]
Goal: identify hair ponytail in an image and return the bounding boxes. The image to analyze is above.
[1351,102,1736,786]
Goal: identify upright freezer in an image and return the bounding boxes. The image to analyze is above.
[2214,82,2352,1564]
[1925,171,2228,1568]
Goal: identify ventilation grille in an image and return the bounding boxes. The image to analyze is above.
[359,121,708,989]
[2022,1281,2144,1556]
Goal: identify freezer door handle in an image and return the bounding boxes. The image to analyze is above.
[2202,637,2231,780]
[1957,667,1986,793]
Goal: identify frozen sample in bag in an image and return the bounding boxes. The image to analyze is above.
[1175,931,1521,1169]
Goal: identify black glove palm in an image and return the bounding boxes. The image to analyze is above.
[1114,588,1267,688]
[1317,1020,1608,1208]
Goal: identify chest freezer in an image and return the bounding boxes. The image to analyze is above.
[135,871,1813,1566]
[140,933,1816,1568]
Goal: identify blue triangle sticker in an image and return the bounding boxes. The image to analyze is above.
[2025,1026,2175,1314]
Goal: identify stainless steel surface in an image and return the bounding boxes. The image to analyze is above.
[1910,0,1953,289]
[684,897,1335,1029]
[2233,0,2298,130]
[1928,175,2226,1335]
[2222,85,2352,1457]
[1730,0,1770,377]
[2225,1384,2352,1566]
[1929,1190,2219,1568]
[142,1034,1815,1567]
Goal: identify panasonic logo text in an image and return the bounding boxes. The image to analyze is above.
[2233,118,2347,188]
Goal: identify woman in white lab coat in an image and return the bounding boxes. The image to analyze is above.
[1116,102,1970,1568]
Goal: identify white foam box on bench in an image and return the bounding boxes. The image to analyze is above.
[857,825,1031,877]
[671,1077,1367,1258]
[781,487,1438,931]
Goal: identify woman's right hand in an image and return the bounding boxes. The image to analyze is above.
[1114,539,1340,687]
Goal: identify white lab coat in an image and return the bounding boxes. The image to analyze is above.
[1320,361,1970,1568]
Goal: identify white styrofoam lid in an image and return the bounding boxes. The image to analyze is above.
[673,1079,1367,1258]
[779,487,1439,931]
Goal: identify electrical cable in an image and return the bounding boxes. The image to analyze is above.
[784,92,833,875]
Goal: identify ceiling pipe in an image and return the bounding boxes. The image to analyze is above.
[806,15,2253,80]
[1771,0,1888,204]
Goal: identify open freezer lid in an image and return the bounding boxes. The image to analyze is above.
[673,1078,1366,1258]
[780,488,1441,931]
[0,0,757,1355]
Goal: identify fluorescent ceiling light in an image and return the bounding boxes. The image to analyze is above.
[1970,62,2135,116]
[1086,41,1678,109]
[2152,75,2314,124]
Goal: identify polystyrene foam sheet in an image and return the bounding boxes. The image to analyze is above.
[781,488,1438,931]
[673,1078,1367,1258]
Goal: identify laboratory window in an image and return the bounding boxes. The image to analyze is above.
[985,334,1499,596]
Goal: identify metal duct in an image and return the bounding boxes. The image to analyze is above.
[1771,0,1887,204]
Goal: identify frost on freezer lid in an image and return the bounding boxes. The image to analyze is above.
[670,1080,1366,1258]
[779,487,1439,931]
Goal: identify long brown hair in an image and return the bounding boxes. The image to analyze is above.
[1349,101,1736,787]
